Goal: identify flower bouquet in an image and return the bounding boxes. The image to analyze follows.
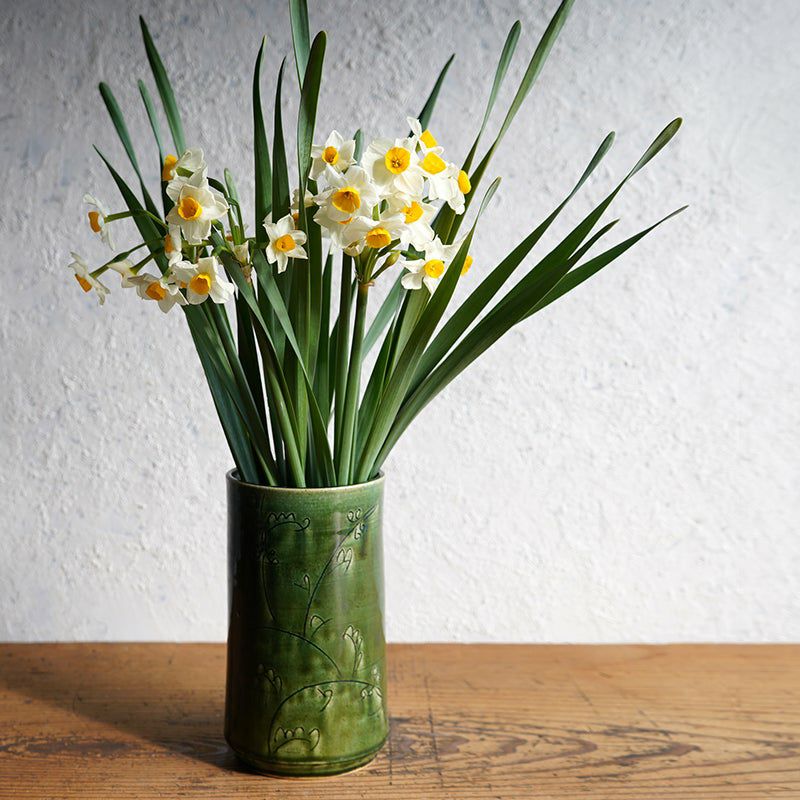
[69,0,683,776]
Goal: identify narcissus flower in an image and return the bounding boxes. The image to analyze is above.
[388,197,436,249]
[161,148,205,182]
[171,256,235,305]
[426,160,466,214]
[263,213,308,273]
[314,166,379,228]
[83,194,114,249]
[67,252,110,304]
[290,187,316,224]
[341,213,406,255]
[128,271,188,313]
[165,170,229,244]
[310,131,356,180]
[407,117,439,151]
[107,258,135,288]
[164,225,183,265]
[400,238,468,294]
[361,138,423,199]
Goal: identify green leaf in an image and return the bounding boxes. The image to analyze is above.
[137,79,170,214]
[232,246,336,486]
[222,252,306,486]
[137,80,165,161]
[289,0,311,89]
[200,303,279,484]
[414,132,615,387]
[253,37,273,232]
[98,82,160,218]
[374,119,683,471]
[490,119,682,325]
[462,21,521,173]
[186,315,261,483]
[357,306,398,455]
[417,54,455,130]
[363,272,404,357]
[271,59,290,222]
[382,208,687,470]
[97,148,273,482]
[297,32,326,198]
[355,179,501,482]
[449,0,575,240]
[139,16,186,154]
[95,147,166,270]
[531,206,687,315]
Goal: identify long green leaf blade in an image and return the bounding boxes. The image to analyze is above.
[289,0,311,88]
[417,54,455,130]
[462,21,521,173]
[98,82,160,218]
[414,132,615,386]
[253,37,273,233]
[356,179,501,481]
[139,16,186,154]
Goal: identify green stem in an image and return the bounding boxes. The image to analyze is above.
[105,209,167,229]
[333,254,353,457]
[336,281,369,485]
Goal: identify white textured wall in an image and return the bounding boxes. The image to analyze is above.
[1,0,798,643]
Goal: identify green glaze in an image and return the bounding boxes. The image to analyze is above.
[224,471,388,776]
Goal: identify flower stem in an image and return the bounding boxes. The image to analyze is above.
[336,280,369,485]
[333,254,353,457]
[105,209,167,230]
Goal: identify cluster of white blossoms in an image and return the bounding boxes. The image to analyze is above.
[262,117,473,293]
[69,148,235,311]
[69,119,474,308]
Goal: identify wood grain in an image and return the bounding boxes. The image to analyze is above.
[0,644,798,798]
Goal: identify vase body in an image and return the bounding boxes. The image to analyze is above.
[224,471,388,776]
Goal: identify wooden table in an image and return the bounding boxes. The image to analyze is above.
[1,644,798,798]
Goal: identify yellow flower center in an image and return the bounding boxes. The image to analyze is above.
[75,275,92,293]
[365,227,392,249]
[323,146,339,165]
[178,196,203,221]
[424,259,445,279]
[87,210,102,233]
[420,152,446,174]
[332,187,361,214]
[384,147,411,174]
[461,254,473,276]
[420,129,437,148]
[164,234,176,254]
[145,281,167,301]
[458,170,471,195]
[403,201,424,224]
[162,154,178,181]
[274,234,296,253]
[189,273,212,295]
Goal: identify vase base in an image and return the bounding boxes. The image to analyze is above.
[229,737,387,777]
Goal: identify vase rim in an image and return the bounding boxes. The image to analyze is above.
[226,469,385,494]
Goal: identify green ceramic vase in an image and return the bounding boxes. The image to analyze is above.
[224,471,388,776]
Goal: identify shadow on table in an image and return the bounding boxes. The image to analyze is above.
[0,644,265,776]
